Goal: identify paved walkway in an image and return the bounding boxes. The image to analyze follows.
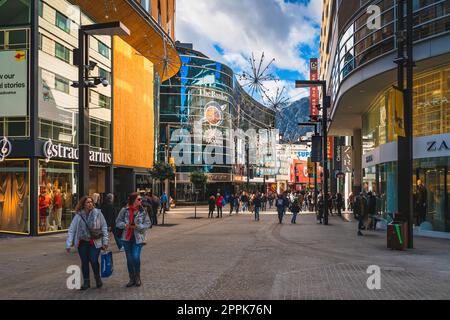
[0,206,449,300]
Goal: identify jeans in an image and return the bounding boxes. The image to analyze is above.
[242,202,248,212]
[122,240,144,274]
[217,206,223,218]
[113,230,123,250]
[277,209,284,224]
[291,212,298,223]
[77,241,101,281]
[235,205,240,214]
[254,207,260,221]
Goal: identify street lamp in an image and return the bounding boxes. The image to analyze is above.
[298,122,319,213]
[296,80,330,225]
[76,22,130,198]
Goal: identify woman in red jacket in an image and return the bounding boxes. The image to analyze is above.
[216,193,224,218]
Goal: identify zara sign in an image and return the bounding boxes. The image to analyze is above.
[43,139,112,164]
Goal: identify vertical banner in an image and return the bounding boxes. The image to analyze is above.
[311,135,322,163]
[333,137,344,171]
[342,146,353,173]
[310,58,319,117]
[327,136,334,160]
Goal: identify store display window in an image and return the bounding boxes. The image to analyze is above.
[0,160,30,234]
[38,160,77,234]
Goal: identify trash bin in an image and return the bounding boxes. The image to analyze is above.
[387,221,408,250]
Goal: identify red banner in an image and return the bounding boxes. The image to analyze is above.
[327,136,334,160]
[310,58,319,117]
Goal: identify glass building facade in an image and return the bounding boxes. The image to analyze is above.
[160,46,276,201]
[362,64,450,232]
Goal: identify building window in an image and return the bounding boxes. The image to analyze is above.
[0,160,30,235]
[0,0,31,26]
[99,67,111,83]
[38,32,42,50]
[55,42,70,63]
[55,12,70,33]
[55,75,70,94]
[4,29,28,49]
[38,0,43,17]
[39,119,75,144]
[158,0,162,25]
[139,0,151,13]
[98,41,110,59]
[0,117,29,137]
[90,118,111,150]
[98,94,111,109]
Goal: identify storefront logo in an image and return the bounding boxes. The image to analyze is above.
[0,137,12,162]
[427,140,449,152]
[43,139,112,164]
[204,101,226,126]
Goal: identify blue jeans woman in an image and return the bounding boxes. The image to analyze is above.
[116,193,152,287]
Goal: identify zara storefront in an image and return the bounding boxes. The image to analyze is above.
[362,64,450,233]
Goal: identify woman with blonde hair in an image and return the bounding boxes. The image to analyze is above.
[66,196,109,290]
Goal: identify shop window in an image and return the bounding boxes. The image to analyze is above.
[55,12,70,33]
[38,160,78,234]
[4,117,28,137]
[0,160,30,234]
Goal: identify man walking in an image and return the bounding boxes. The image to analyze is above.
[276,194,285,224]
[160,192,168,215]
[253,192,262,221]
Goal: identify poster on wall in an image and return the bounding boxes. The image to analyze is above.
[0,50,28,117]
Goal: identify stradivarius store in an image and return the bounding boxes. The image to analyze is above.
[1,136,113,236]
[0,42,113,236]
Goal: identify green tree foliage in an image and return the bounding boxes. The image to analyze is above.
[150,161,175,182]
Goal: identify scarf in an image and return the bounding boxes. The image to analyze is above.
[125,206,135,241]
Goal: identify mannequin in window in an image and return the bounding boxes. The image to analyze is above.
[415,179,427,226]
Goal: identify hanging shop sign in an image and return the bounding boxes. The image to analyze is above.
[0,137,12,162]
[43,139,112,164]
[342,146,353,173]
[310,58,319,117]
[0,51,28,117]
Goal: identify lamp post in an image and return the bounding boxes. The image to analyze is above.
[76,22,130,198]
[299,122,319,212]
[296,80,330,225]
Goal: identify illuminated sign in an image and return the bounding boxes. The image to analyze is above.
[0,137,12,162]
[310,58,319,117]
[43,139,112,164]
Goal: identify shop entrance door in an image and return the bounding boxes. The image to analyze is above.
[422,168,447,232]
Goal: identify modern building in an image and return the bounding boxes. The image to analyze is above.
[0,0,180,235]
[159,43,276,202]
[320,0,450,232]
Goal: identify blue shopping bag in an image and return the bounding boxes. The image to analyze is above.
[101,251,113,278]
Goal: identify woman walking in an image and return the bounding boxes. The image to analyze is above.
[66,196,109,290]
[116,193,151,287]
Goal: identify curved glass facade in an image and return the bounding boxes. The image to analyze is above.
[160,49,276,201]
[331,0,450,100]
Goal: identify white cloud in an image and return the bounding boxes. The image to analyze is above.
[176,0,322,80]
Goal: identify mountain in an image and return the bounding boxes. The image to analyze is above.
[276,97,313,143]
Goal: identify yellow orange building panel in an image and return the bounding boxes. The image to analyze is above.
[113,37,154,169]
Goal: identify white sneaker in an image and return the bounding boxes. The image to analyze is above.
[120,247,125,252]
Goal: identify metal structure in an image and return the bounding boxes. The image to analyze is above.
[239,52,276,102]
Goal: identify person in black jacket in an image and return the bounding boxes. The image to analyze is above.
[208,195,216,219]
[101,193,123,251]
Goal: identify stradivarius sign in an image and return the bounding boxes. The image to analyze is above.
[43,139,112,164]
[0,137,12,162]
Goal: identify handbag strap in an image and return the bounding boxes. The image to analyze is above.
[79,214,92,237]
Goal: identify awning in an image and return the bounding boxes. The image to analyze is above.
[69,0,180,81]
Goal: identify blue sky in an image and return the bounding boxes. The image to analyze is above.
[176,0,323,103]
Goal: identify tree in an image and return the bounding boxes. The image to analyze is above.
[190,170,208,194]
[150,161,175,225]
[190,171,208,219]
[150,161,175,184]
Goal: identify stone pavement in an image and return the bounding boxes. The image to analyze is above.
[0,206,449,300]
